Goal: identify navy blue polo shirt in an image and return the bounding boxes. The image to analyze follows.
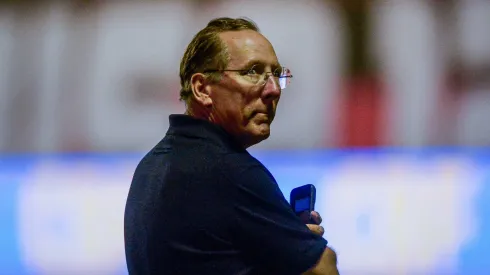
[124,114,327,275]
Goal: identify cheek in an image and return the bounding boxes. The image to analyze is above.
[242,105,256,119]
[218,93,248,122]
[232,91,256,118]
[215,82,259,120]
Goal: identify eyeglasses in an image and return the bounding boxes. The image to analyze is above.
[204,64,293,90]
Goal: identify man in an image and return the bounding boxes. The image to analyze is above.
[124,17,339,275]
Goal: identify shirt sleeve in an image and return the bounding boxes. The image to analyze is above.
[228,164,328,274]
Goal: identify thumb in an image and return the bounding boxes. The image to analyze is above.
[306,224,325,236]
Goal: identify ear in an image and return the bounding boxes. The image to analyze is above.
[190,73,213,108]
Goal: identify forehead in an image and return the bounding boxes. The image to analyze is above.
[219,30,279,68]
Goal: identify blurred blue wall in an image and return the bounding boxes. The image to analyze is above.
[1,149,489,274]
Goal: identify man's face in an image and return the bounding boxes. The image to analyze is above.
[209,30,282,148]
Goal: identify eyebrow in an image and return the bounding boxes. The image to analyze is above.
[241,60,282,70]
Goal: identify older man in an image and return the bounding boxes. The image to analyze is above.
[124,17,338,275]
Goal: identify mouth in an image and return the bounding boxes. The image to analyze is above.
[253,110,267,116]
[251,111,272,123]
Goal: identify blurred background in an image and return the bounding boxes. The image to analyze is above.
[0,0,489,274]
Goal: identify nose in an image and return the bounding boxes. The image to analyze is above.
[261,75,281,102]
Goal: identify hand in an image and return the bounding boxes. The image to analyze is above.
[309,210,322,224]
[306,211,324,236]
[299,210,322,224]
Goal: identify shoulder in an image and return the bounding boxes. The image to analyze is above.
[220,152,275,183]
[134,141,227,175]
[219,153,288,205]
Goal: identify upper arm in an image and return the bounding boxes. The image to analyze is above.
[228,164,328,274]
[302,247,339,275]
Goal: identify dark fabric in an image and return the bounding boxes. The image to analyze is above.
[124,114,327,275]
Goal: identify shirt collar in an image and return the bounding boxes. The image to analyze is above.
[166,114,246,152]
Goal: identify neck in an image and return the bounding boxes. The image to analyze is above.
[185,102,211,121]
[185,103,254,149]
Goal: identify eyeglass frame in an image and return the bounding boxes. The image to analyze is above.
[202,64,293,90]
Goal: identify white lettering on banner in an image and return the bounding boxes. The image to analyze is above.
[316,156,480,274]
[17,172,129,274]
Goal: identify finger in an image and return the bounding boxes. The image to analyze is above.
[306,224,324,236]
[299,211,310,223]
[310,211,322,225]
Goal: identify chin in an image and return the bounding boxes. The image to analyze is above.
[241,123,271,148]
[251,124,271,140]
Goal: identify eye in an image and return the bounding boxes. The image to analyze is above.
[244,64,264,76]
[272,67,282,77]
[246,67,258,75]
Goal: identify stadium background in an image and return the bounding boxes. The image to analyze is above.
[1,0,489,274]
